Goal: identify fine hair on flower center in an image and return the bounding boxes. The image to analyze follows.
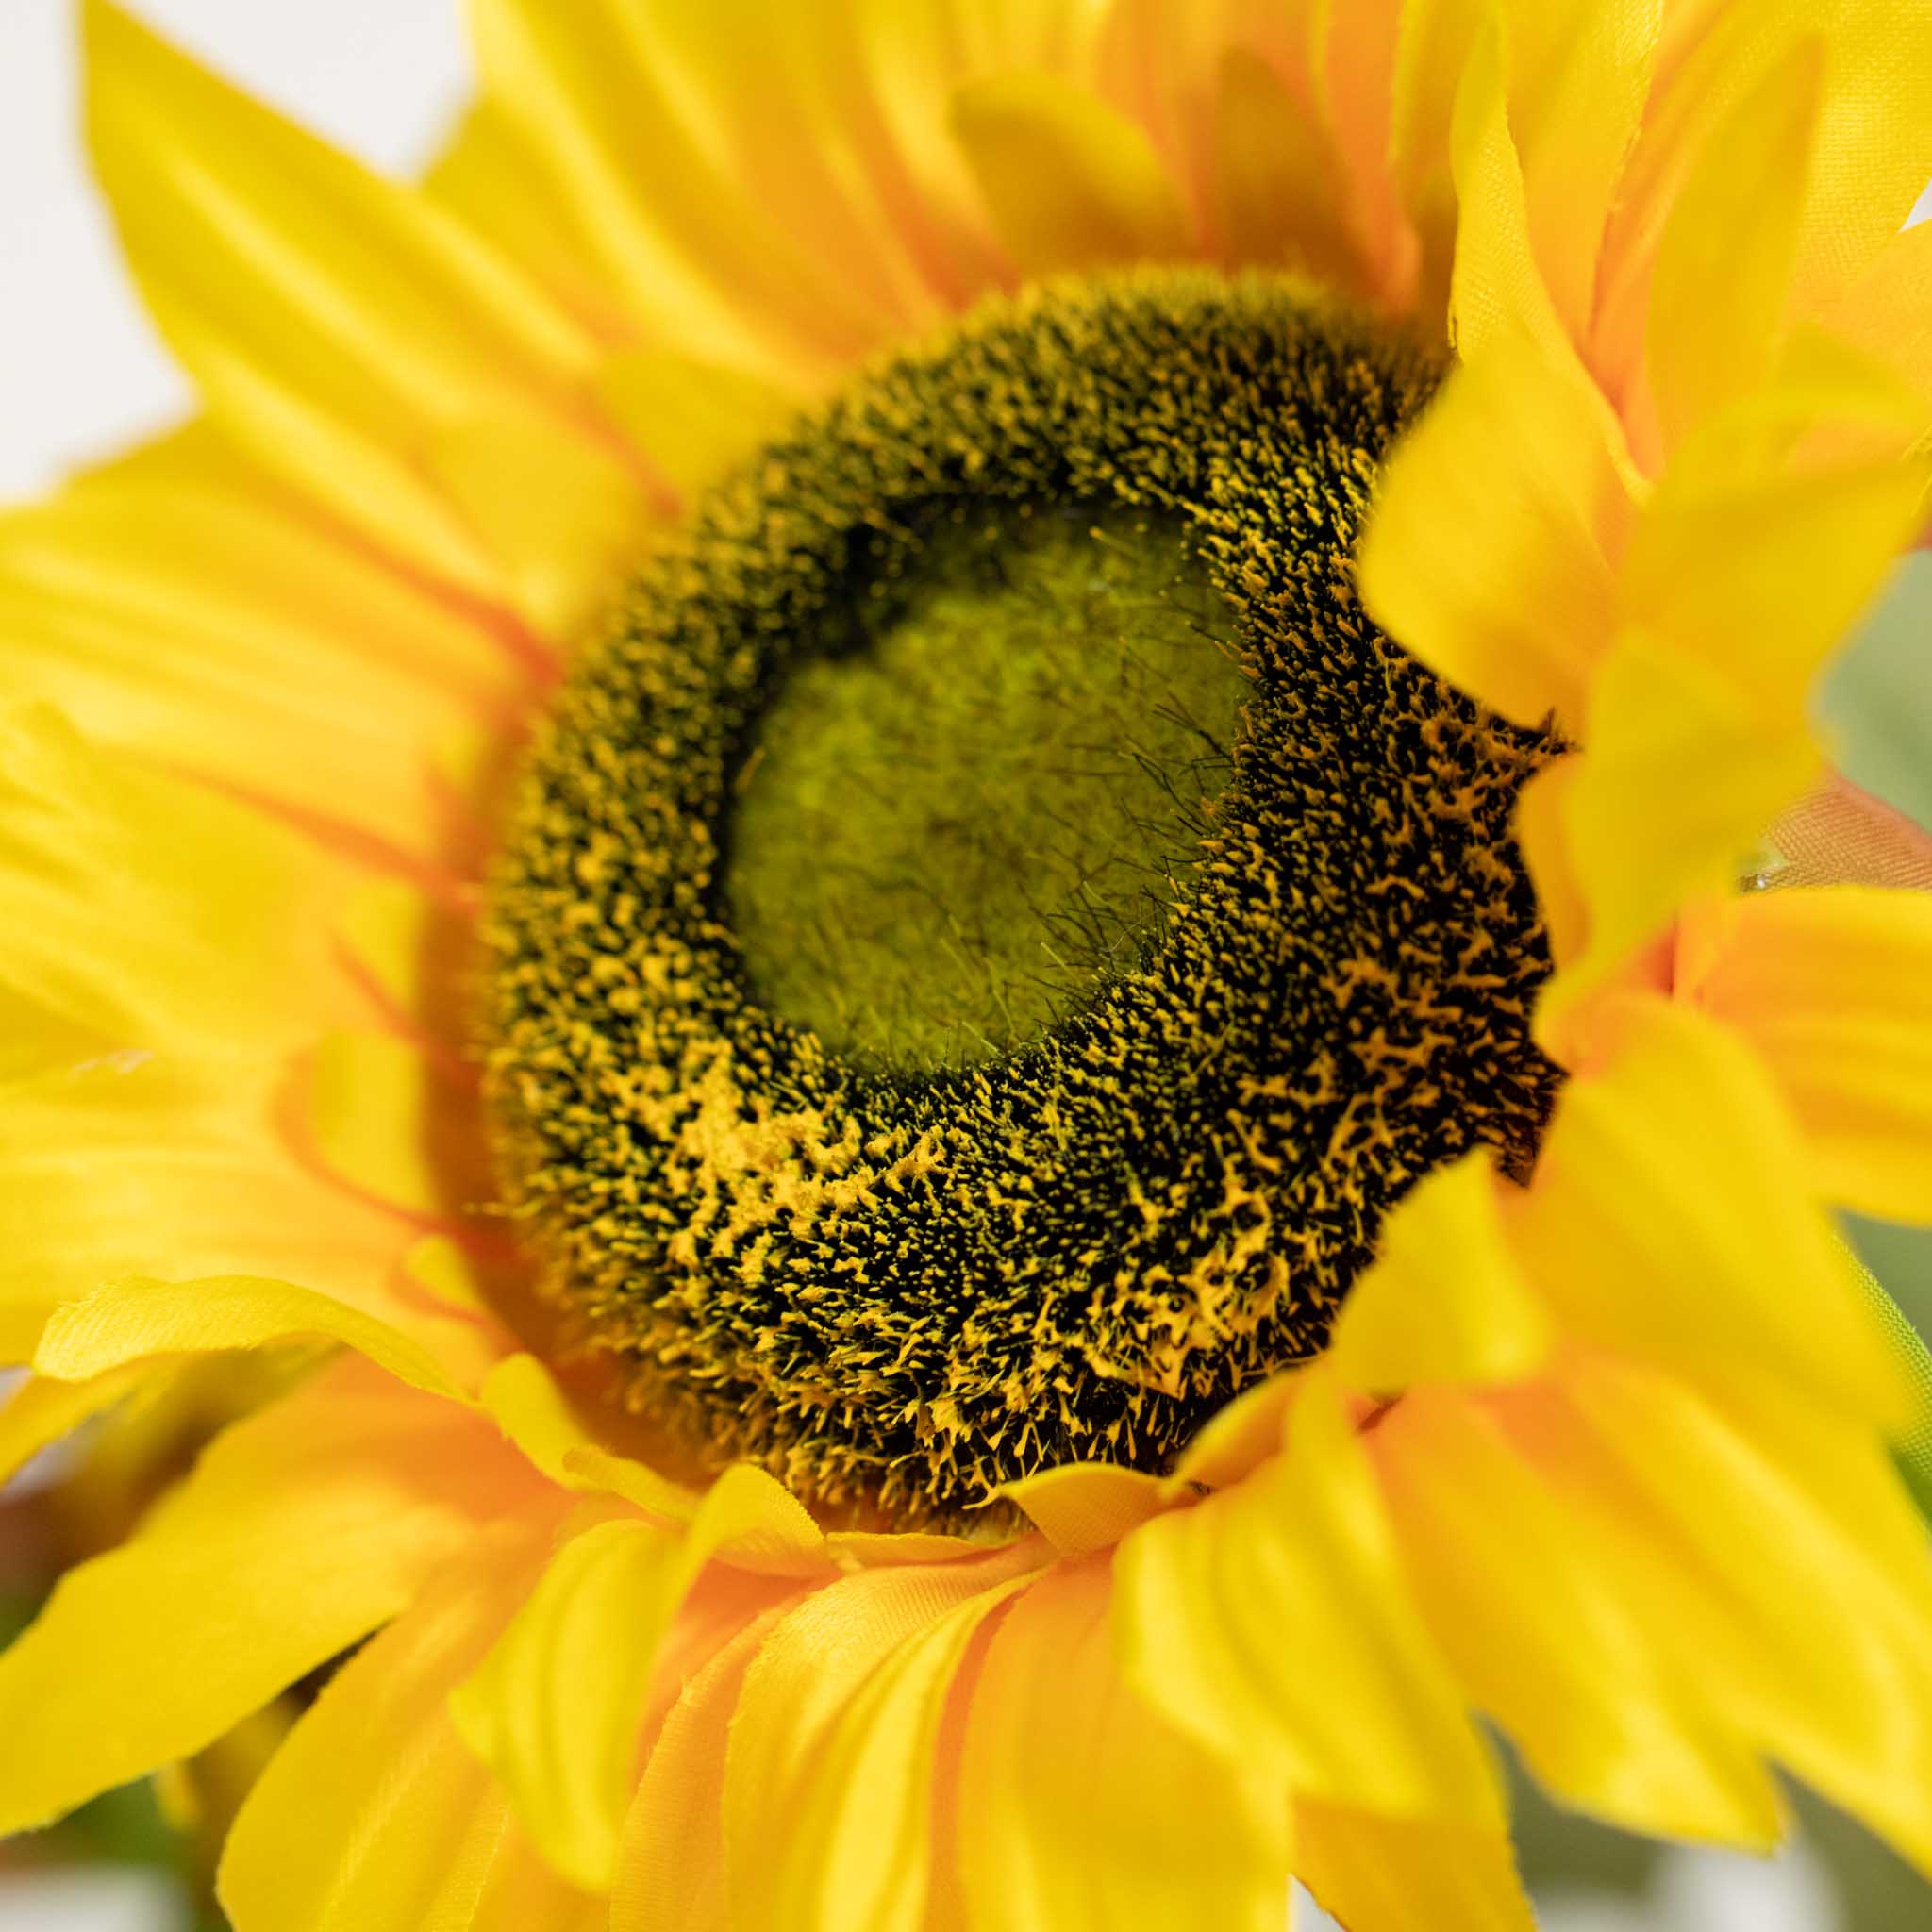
[485,271,1564,1524]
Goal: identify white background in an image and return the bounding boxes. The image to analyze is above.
[0,4,1875,1927]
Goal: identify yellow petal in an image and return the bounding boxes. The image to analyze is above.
[1357,321,1635,731]
[1501,0,1662,348]
[0,1048,411,1356]
[34,1274,467,1402]
[0,451,525,866]
[455,1463,828,1889]
[1790,3,1932,313]
[957,1553,1290,1932]
[0,1357,547,1833]
[468,0,886,373]
[83,0,596,600]
[1691,886,1932,1223]
[949,72,1190,275]
[451,1510,680,1892]
[611,1603,794,1932]
[1328,1151,1550,1391]
[1543,1357,1932,1874]
[0,708,346,1067]
[997,1462,1170,1554]
[1372,1386,1782,1845]
[1518,993,1908,1424]
[1646,36,1821,453]
[219,1522,555,1932]
[308,1031,479,1224]
[1537,639,1822,1023]
[596,350,800,507]
[424,406,652,641]
[1296,1798,1534,1932]
[1622,405,1929,721]
[1115,1372,1499,1822]
[0,1363,150,1486]
[723,1545,1045,1930]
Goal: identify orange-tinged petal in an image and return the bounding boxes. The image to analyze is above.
[1294,1797,1534,1932]
[1690,885,1932,1223]
[949,72,1191,275]
[451,1509,680,1893]
[957,1553,1289,1932]
[611,1604,795,1932]
[454,1463,828,1889]
[218,1520,561,1932]
[1328,1152,1549,1391]
[1372,1387,1782,1844]
[1357,322,1634,731]
[33,1274,468,1403]
[1645,36,1821,454]
[1116,1372,1499,1823]
[724,1544,1045,1930]
[1211,45,1360,286]
[1518,994,1908,1422]
[0,1357,548,1834]
[83,0,598,602]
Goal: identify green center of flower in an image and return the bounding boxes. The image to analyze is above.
[485,271,1563,1524]
[729,505,1246,1071]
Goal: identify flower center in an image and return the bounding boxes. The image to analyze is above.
[485,271,1562,1523]
[729,503,1247,1070]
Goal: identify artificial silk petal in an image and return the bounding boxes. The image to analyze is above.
[1645,36,1821,454]
[949,72,1191,275]
[1328,1152,1550,1391]
[1539,1358,1932,1874]
[1371,1387,1782,1845]
[455,1464,828,1889]
[467,0,881,371]
[1356,322,1632,733]
[724,1546,1044,1930]
[1537,639,1821,1021]
[451,1509,678,1892]
[0,1363,149,1489]
[83,0,594,600]
[1210,45,1360,286]
[998,1462,1169,1555]
[1690,886,1932,1224]
[1116,1372,1499,1824]
[0,1357,546,1834]
[0,708,345,1065]
[1517,994,1907,1423]
[957,1553,1289,1932]
[1294,1798,1534,1932]
[217,1524,554,1932]
[0,1050,408,1353]
[611,1607,794,1932]
[33,1274,467,1402]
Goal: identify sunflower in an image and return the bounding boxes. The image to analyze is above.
[4,2,1932,1927]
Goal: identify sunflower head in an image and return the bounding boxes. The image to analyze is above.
[485,271,1563,1519]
